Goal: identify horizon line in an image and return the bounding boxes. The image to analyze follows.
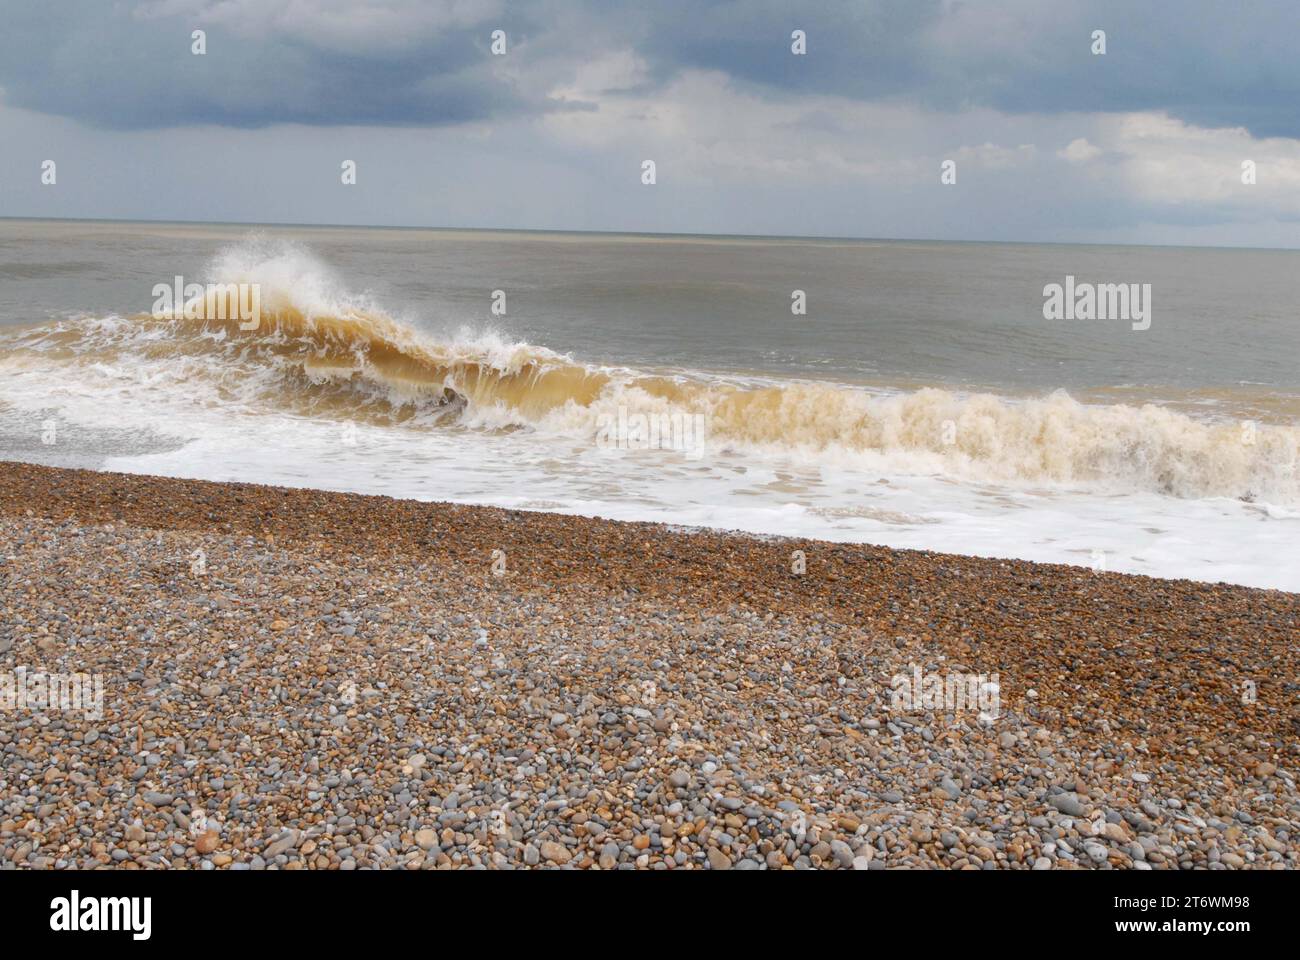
[2,214,1298,255]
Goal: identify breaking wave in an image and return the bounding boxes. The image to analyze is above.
[1,237,1297,504]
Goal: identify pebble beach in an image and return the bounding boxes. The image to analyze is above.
[0,460,1296,870]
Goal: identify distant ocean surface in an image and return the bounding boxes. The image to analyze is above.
[1,219,1297,590]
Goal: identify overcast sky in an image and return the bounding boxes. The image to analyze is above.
[3,0,1300,246]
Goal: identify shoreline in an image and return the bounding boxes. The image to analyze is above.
[1,460,1295,869]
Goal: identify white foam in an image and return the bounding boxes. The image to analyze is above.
[83,407,1300,593]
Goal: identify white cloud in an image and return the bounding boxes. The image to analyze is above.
[1091,112,1300,211]
[1059,138,1102,163]
[549,50,651,101]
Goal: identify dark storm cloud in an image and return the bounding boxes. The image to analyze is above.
[623,0,941,101]
[2,0,1299,137]
[619,0,1300,139]
[0,0,552,129]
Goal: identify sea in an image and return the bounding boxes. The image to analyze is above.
[1,218,1297,590]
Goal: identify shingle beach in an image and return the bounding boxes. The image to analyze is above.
[1,461,1296,869]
